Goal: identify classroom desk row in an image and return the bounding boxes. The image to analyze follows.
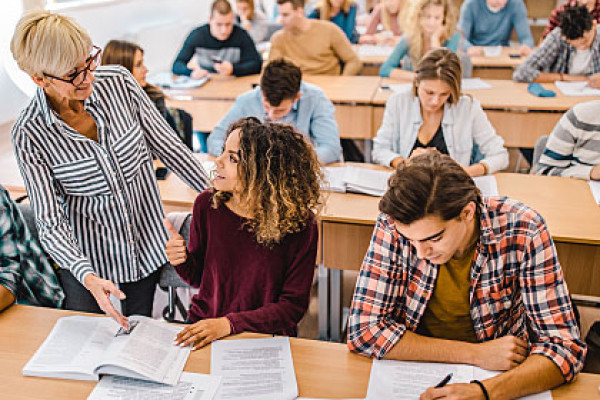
[3,305,600,400]
[165,74,600,152]
[156,163,600,341]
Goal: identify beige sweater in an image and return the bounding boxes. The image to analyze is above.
[269,20,362,76]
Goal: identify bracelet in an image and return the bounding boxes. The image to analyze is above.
[470,380,490,400]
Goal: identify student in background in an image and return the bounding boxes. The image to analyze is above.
[208,59,341,164]
[373,48,508,176]
[379,0,459,79]
[308,0,359,44]
[166,118,321,349]
[543,0,600,40]
[348,152,585,399]
[173,0,262,78]
[536,100,600,180]
[235,0,272,43]
[361,0,405,44]
[0,185,64,313]
[10,11,210,327]
[269,0,362,75]
[458,0,534,56]
[513,5,600,86]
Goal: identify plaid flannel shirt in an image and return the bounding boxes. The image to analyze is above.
[0,185,63,307]
[513,27,600,82]
[347,197,586,383]
[542,0,600,40]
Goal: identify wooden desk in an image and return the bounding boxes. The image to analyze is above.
[165,74,381,142]
[471,47,525,80]
[372,80,600,148]
[2,305,598,400]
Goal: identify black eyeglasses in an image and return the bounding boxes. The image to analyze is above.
[44,45,102,87]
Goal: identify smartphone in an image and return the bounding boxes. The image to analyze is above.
[509,54,521,59]
[211,56,223,64]
[155,167,170,180]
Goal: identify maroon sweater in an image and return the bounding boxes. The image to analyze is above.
[175,190,318,336]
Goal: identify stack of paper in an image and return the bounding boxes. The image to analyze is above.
[589,181,600,205]
[483,46,502,57]
[147,72,210,89]
[357,45,394,58]
[555,81,600,97]
[322,166,393,197]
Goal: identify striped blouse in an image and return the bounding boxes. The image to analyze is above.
[11,66,209,284]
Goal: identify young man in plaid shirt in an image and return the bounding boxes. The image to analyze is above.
[0,185,63,312]
[348,153,586,400]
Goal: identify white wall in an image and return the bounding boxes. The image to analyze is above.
[0,0,209,127]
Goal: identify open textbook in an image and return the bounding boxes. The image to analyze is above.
[87,372,221,400]
[322,166,499,197]
[366,359,551,400]
[210,337,298,400]
[23,315,190,386]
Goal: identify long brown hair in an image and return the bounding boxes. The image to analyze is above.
[101,39,142,73]
[380,152,481,224]
[318,0,355,20]
[213,117,323,245]
[413,48,462,105]
[236,0,255,20]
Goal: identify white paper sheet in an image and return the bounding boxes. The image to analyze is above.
[321,166,348,193]
[357,45,394,58]
[589,180,600,205]
[383,83,412,93]
[147,72,210,89]
[461,78,492,91]
[483,46,502,57]
[472,175,499,197]
[87,372,221,400]
[210,337,298,400]
[344,166,393,197]
[366,359,551,400]
[555,81,600,97]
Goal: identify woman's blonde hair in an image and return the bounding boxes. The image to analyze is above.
[413,48,462,105]
[11,10,92,78]
[236,0,255,21]
[213,117,323,246]
[380,0,404,31]
[318,0,355,20]
[403,0,457,65]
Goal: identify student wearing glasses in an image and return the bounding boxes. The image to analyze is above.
[10,11,210,328]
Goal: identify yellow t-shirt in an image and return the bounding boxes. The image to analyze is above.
[417,246,478,343]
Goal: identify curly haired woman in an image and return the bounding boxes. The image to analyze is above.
[166,117,322,349]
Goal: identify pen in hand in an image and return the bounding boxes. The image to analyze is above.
[435,372,453,388]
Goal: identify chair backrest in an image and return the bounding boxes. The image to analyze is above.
[159,213,193,289]
[530,135,549,174]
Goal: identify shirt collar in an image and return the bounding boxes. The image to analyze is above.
[477,198,500,247]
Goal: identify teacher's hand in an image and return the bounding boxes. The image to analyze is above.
[83,274,128,329]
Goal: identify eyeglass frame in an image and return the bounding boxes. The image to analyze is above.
[43,45,102,87]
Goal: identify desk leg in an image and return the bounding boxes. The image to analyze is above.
[364,139,372,163]
[318,263,329,340]
[330,269,343,342]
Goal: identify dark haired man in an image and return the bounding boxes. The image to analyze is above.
[514,5,600,86]
[348,153,586,399]
[172,0,262,78]
[207,59,341,163]
[269,0,361,76]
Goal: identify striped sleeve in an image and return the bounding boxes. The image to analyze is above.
[347,214,408,358]
[12,127,95,283]
[123,69,210,192]
[513,30,562,82]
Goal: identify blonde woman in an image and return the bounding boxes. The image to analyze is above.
[10,11,210,327]
[361,0,405,44]
[373,48,508,176]
[235,0,271,43]
[166,118,321,349]
[380,0,459,79]
[308,0,359,43]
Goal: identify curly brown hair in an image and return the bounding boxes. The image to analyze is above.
[213,117,323,245]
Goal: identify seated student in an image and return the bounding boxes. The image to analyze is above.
[308,0,359,44]
[379,0,459,79]
[208,59,341,163]
[373,48,508,176]
[360,0,405,44]
[269,0,362,75]
[173,0,262,78]
[513,5,600,86]
[536,100,600,180]
[166,118,320,348]
[543,0,600,40]
[458,0,534,57]
[347,152,586,400]
[0,185,64,312]
[235,0,272,43]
